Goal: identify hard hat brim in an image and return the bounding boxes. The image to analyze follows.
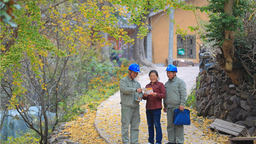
[131,70,141,73]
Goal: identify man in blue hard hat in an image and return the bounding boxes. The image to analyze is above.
[119,63,143,144]
[163,64,187,144]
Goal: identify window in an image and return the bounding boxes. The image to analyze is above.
[177,35,196,59]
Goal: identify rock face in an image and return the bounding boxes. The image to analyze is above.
[244,116,256,127]
[196,49,256,134]
[240,100,251,111]
[241,91,250,100]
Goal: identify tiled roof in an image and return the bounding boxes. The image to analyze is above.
[119,23,137,29]
[118,23,152,30]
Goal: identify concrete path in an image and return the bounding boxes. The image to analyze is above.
[95,67,214,144]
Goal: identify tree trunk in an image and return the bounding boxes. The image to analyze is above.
[42,57,48,144]
[133,9,155,68]
[222,0,234,72]
[218,0,243,86]
[100,1,109,61]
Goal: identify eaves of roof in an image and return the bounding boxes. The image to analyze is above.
[119,24,137,29]
[149,0,189,17]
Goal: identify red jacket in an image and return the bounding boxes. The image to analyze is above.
[143,81,166,110]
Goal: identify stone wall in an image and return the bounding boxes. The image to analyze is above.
[195,49,256,135]
[48,122,80,144]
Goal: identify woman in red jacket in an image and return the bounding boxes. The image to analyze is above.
[143,70,166,144]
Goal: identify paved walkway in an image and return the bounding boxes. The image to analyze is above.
[95,67,214,144]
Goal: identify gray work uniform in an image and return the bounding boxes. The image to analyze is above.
[164,76,187,143]
[119,76,143,144]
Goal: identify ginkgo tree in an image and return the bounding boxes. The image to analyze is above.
[1,0,197,143]
[1,0,131,143]
[199,0,254,86]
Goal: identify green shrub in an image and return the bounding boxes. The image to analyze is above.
[186,88,196,109]
[59,60,130,121]
[1,130,39,144]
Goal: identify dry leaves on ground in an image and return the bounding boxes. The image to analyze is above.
[60,103,229,144]
[190,108,229,143]
[60,108,107,144]
[96,97,221,144]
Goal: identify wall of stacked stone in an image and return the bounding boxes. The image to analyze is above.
[195,50,256,135]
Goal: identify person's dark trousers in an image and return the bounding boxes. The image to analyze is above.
[146,108,162,144]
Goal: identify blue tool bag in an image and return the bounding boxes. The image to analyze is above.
[173,109,191,125]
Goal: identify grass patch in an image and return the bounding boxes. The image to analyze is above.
[1,130,40,144]
[186,86,196,109]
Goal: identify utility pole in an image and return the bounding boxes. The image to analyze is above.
[168,8,174,65]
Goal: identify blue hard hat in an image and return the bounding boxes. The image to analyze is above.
[128,63,141,73]
[166,64,178,72]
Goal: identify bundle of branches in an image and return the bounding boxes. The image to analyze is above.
[235,10,256,94]
[198,41,222,62]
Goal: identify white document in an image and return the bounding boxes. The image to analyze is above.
[143,88,153,94]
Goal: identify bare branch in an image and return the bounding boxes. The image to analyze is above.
[0,107,8,132]
[41,0,68,14]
